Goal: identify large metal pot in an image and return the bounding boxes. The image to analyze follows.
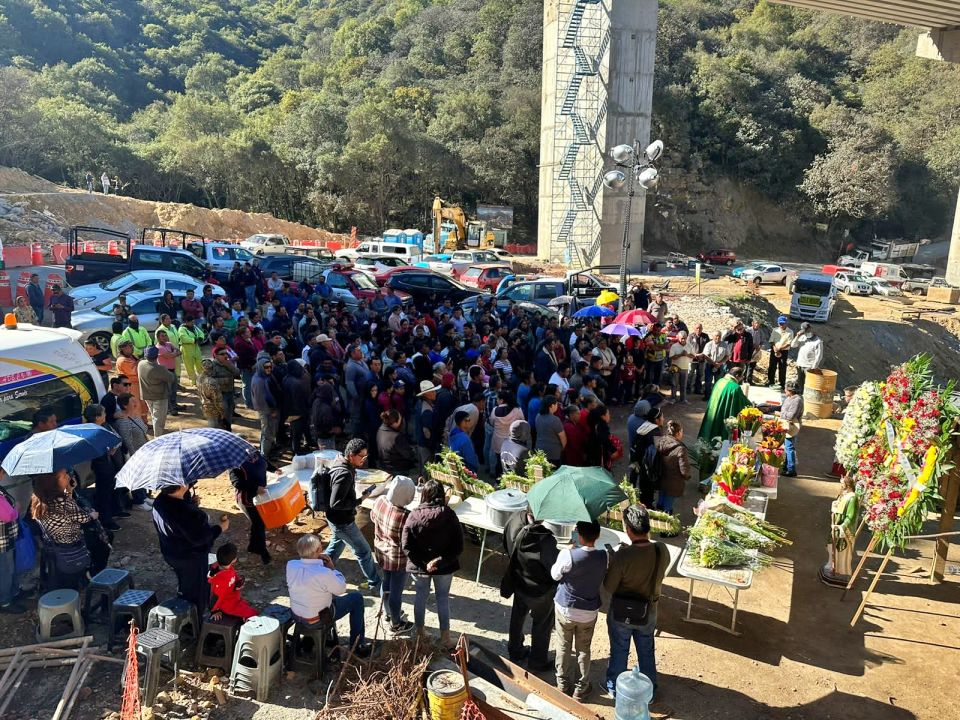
[542,519,578,541]
[485,489,527,527]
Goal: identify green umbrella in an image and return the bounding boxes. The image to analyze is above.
[526,465,627,522]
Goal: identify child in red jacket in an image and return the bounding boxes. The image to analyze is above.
[208,543,257,620]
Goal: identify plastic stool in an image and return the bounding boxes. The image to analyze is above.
[122,628,180,706]
[261,604,293,668]
[147,597,200,662]
[230,616,282,701]
[84,569,134,623]
[108,589,157,650]
[195,613,241,672]
[288,617,337,679]
[36,589,84,642]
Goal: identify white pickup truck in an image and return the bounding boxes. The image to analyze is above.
[240,233,335,262]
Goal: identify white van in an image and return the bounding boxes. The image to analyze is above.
[336,240,422,264]
[789,272,836,323]
[0,322,106,510]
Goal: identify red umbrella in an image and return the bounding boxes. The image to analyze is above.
[615,309,657,326]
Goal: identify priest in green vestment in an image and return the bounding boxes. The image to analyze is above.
[698,366,752,441]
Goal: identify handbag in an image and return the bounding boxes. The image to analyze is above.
[0,493,17,523]
[51,540,91,576]
[609,543,664,628]
[14,519,36,574]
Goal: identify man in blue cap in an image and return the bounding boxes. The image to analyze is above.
[766,316,794,390]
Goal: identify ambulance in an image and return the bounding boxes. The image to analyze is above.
[0,319,105,509]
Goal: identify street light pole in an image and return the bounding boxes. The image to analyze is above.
[604,139,663,302]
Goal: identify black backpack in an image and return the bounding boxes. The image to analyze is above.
[630,441,663,491]
[309,467,333,512]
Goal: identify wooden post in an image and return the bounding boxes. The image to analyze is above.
[931,450,960,582]
[841,533,878,601]
[851,548,894,626]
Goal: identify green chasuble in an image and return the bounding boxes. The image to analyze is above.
[698,375,752,442]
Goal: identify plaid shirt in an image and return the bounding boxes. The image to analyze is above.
[369,495,409,572]
[0,488,19,553]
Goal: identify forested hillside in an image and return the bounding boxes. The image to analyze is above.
[1,0,958,248]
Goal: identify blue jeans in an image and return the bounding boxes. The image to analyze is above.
[785,435,797,473]
[0,548,19,606]
[606,607,658,694]
[332,592,366,647]
[326,522,381,589]
[703,364,724,398]
[244,285,257,312]
[381,569,408,625]
[241,369,254,409]
[413,573,452,632]
[657,494,676,514]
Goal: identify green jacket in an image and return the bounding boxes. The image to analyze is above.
[120,326,151,357]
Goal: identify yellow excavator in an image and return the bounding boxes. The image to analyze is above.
[431,197,495,252]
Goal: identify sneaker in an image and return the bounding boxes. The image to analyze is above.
[354,642,373,659]
[390,619,414,635]
[573,681,594,702]
[0,601,27,615]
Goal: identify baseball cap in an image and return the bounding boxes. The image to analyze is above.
[145,346,159,360]
[777,315,787,324]
[317,334,331,342]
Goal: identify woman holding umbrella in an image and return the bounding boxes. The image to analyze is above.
[31,470,100,589]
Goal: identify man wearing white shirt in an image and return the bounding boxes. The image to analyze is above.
[286,534,371,656]
[549,362,572,404]
[701,331,729,400]
[550,521,605,701]
[667,330,693,403]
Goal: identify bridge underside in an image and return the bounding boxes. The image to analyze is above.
[773,0,960,285]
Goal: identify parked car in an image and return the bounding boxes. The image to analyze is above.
[352,255,409,277]
[731,260,768,278]
[323,267,412,309]
[373,265,422,285]
[256,253,332,286]
[697,248,737,266]
[459,264,513,293]
[65,227,208,286]
[490,248,516,265]
[385,270,483,305]
[240,233,291,253]
[739,264,792,286]
[69,271,221,310]
[185,242,256,281]
[448,249,504,278]
[414,254,453,274]
[335,240,423,264]
[862,277,903,297]
[833,271,873,296]
[74,289,228,351]
[460,270,616,314]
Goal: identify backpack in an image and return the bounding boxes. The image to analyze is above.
[630,441,663,492]
[308,467,333,512]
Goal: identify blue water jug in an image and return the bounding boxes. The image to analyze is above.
[614,666,654,720]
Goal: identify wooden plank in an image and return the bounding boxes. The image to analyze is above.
[52,639,91,720]
[0,637,90,658]
[931,450,960,581]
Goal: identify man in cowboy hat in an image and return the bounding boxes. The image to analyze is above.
[415,379,441,475]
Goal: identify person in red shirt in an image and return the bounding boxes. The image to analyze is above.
[208,543,257,620]
[562,404,587,466]
[619,354,640,402]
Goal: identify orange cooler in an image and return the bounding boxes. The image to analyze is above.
[254,475,306,528]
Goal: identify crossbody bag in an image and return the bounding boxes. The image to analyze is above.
[609,542,664,627]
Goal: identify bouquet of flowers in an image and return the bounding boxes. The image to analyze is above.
[757,440,785,469]
[689,512,780,551]
[690,537,772,570]
[834,381,881,470]
[715,458,754,505]
[737,407,763,436]
[702,496,792,545]
[760,419,786,445]
[728,443,758,468]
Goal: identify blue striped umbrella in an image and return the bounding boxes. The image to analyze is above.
[115,428,256,491]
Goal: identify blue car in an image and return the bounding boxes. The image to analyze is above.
[731,261,766,278]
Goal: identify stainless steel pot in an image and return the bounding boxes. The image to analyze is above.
[485,489,527,527]
[542,519,577,541]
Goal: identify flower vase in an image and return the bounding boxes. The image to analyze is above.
[743,431,755,449]
[760,463,779,488]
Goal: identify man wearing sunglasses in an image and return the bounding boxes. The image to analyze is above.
[206,341,241,431]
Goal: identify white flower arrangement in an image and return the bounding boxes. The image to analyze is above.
[834,381,882,470]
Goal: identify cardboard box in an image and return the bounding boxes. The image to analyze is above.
[927,286,959,304]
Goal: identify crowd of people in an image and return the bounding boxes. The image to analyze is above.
[0,269,825,704]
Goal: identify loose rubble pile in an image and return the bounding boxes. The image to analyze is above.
[0,196,67,246]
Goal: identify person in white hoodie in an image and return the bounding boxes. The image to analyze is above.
[791,322,823,393]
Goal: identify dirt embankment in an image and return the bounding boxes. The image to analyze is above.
[0,166,348,248]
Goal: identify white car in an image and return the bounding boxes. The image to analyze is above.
[69,271,221,310]
[863,277,902,297]
[415,254,454,274]
[740,264,791,286]
[351,255,409,277]
[240,233,291,253]
[834,271,873,295]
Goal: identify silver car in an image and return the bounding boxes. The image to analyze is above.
[73,288,225,351]
[69,271,220,310]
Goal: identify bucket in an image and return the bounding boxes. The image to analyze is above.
[805,400,834,420]
[803,369,837,404]
[254,475,306,529]
[760,464,778,488]
[426,670,467,720]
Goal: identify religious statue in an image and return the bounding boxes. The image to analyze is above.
[820,475,859,587]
